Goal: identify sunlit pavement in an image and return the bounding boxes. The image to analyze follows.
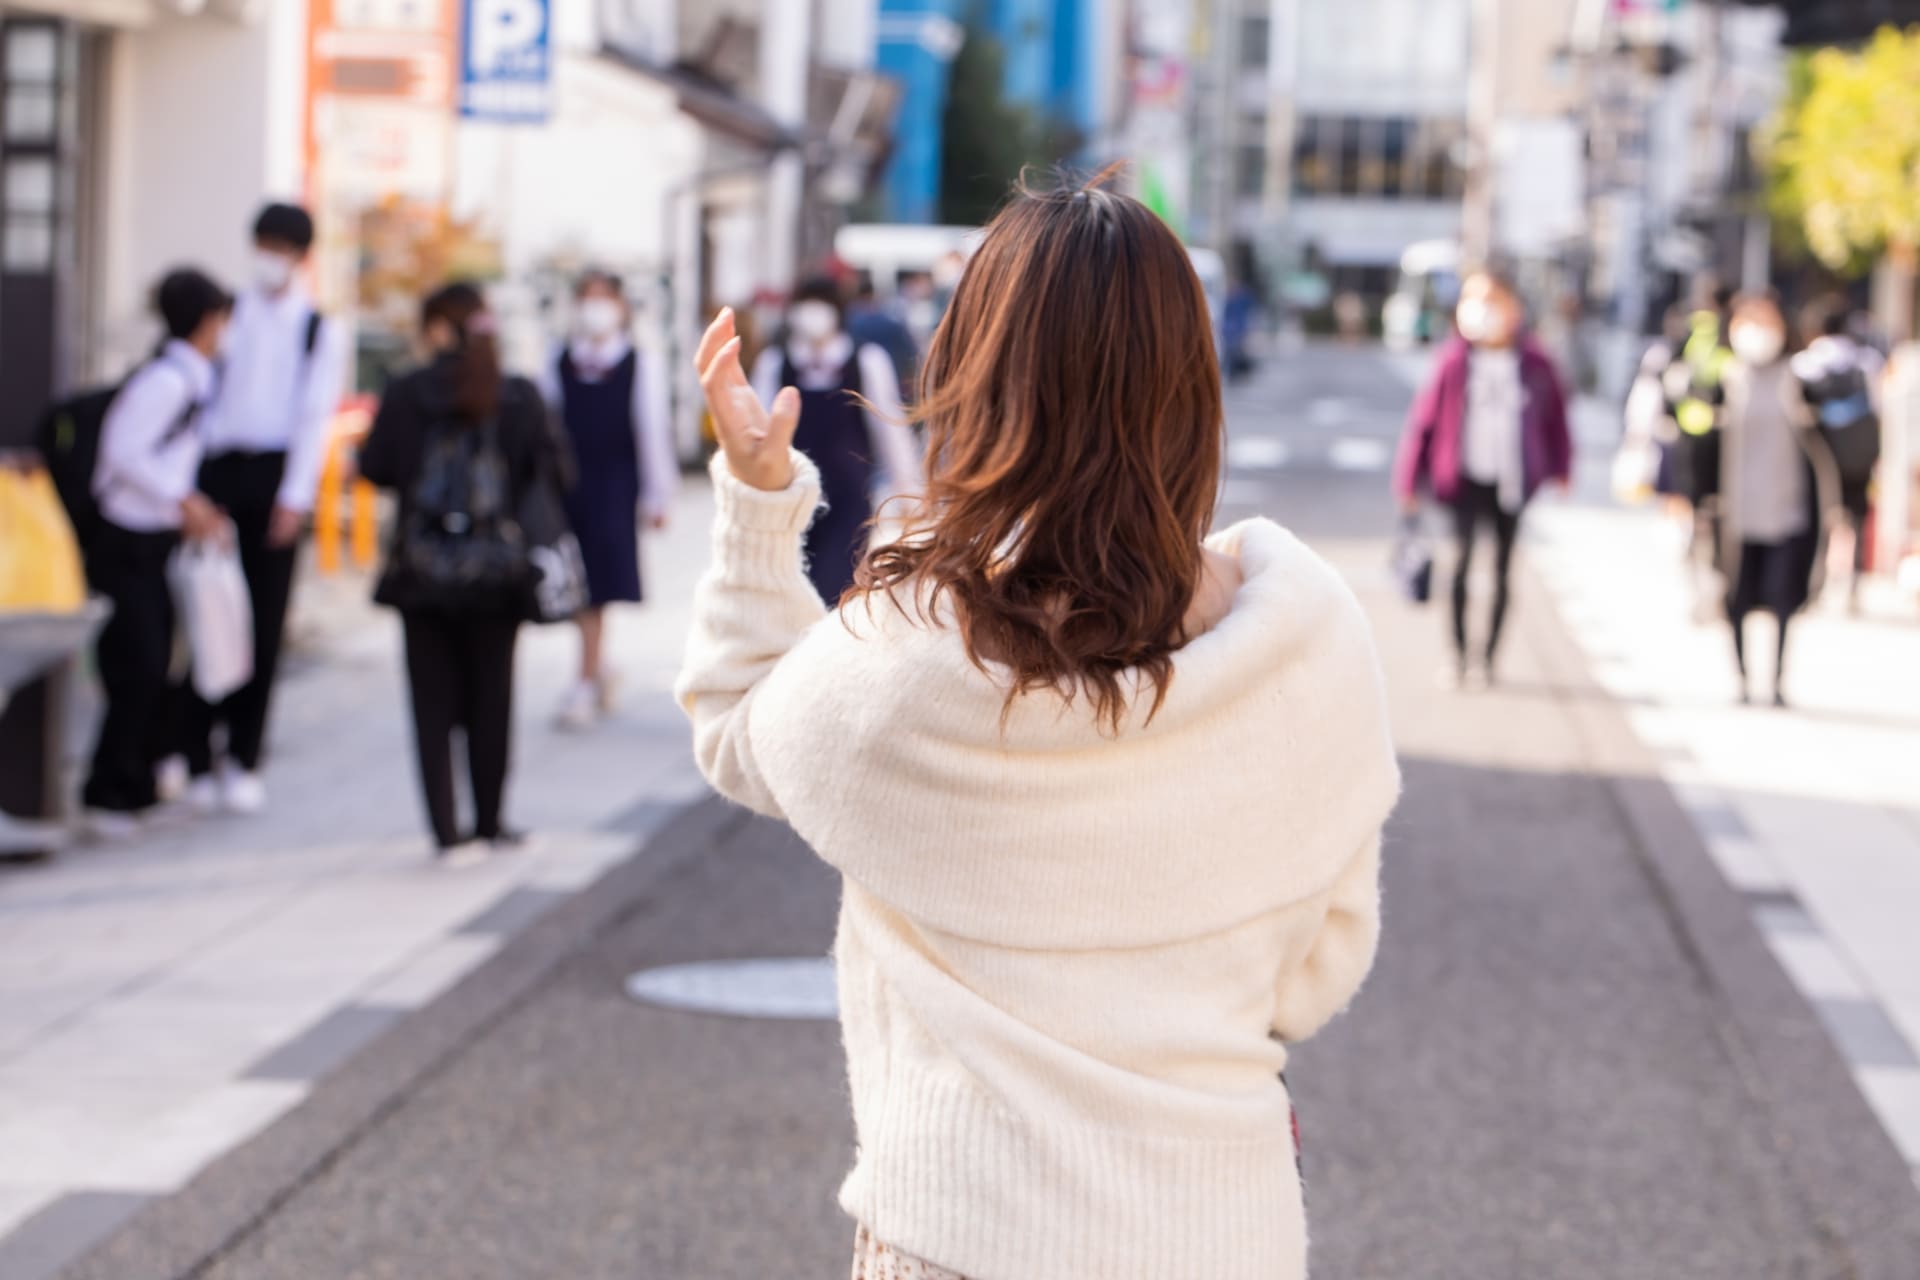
[7,341,1920,1280]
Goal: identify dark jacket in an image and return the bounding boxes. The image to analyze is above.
[1393,335,1574,506]
[359,355,571,523]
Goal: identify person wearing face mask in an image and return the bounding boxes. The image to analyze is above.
[1393,268,1573,688]
[538,269,677,731]
[1716,293,1842,707]
[749,277,924,602]
[83,269,234,838]
[171,202,347,816]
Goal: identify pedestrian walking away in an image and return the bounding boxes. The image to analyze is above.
[358,282,570,864]
[1392,267,1573,688]
[1717,293,1842,707]
[750,276,923,604]
[539,268,677,731]
[173,202,348,816]
[845,268,922,394]
[1791,293,1883,610]
[682,169,1400,1280]
[81,269,233,837]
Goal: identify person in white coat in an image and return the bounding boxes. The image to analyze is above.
[538,270,677,729]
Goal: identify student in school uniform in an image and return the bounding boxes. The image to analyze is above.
[175,202,348,815]
[538,269,677,731]
[749,276,924,603]
[82,270,233,838]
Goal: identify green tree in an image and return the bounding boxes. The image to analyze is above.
[1761,27,1920,277]
[938,21,1081,225]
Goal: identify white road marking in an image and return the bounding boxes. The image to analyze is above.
[1328,437,1392,471]
[1226,437,1291,471]
[625,957,838,1021]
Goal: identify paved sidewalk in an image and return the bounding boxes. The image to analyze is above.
[1529,497,1920,1180]
[0,482,717,1277]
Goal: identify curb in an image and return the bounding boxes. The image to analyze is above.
[1520,567,1920,1278]
[55,795,744,1280]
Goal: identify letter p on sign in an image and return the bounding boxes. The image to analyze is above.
[468,0,544,74]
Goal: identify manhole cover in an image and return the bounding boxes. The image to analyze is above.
[624,957,838,1020]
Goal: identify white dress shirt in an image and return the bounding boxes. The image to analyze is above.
[197,285,349,513]
[537,334,679,520]
[750,334,924,501]
[1463,348,1525,512]
[93,339,216,532]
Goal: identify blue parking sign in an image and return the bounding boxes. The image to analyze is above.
[460,0,550,123]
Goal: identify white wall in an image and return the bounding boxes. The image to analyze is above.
[96,10,292,371]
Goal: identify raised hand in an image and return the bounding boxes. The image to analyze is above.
[696,307,802,492]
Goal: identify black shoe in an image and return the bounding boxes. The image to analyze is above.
[1772,689,1789,710]
[480,827,528,850]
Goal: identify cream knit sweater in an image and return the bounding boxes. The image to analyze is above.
[677,453,1400,1280]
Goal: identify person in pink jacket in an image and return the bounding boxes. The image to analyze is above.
[1393,268,1573,686]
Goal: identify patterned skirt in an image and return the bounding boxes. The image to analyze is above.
[851,1225,969,1280]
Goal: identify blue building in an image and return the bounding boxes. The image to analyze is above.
[875,0,1105,224]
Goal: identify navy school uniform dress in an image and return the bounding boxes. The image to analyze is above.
[782,348,877,603]
[556,346,644,605]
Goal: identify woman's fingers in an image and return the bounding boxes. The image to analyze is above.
[694,308,736,376]
[768,386,802,448]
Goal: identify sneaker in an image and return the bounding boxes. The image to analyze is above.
[483,827,529,851]
[186,775,223,816]
[84,809,144,841]
[436,842,492,871]
[222,769,267,815]
[155,755,190,804]
[555,680,598,732]
[1436,662,1467,692]
[594,667,622,713]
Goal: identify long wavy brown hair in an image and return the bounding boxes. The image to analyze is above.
[861,169,1224,731]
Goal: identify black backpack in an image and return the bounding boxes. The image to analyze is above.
[1800,362,1881,486]
[374,417,533,615]
[35,370,199,551]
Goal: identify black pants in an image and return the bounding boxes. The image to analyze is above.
[180,451,299,775]
[401,611,519,848]
[83,522,181,813]
[1450,479,1523,665]
[1840,476,1872,581]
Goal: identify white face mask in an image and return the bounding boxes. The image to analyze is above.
[253,250,295,293]
[1731,325,1784,366]
[1456,299,1490,343]
[788,301,839,344]
[577,297,626,339]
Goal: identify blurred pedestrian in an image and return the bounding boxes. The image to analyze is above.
[82,269,233,837]
[173,202,347,815]
[845,269,920,393]
[1718,293,1842,707]
[1618,306,1692,512]
[359,283,568,863]
[1792,294,1883,610]
[681,172,1398,1280]
[539,269,676,731]
[1393,268,1573,688]
[749,277,922,603]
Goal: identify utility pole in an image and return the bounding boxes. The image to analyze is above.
[760,0,813,293]
[1261,0,1300,247]
[1463,0,1502,264]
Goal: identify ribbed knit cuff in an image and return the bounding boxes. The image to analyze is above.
[709,450,822,532]
[708,450,823,593]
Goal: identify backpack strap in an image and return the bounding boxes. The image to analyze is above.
[303,310,323,358]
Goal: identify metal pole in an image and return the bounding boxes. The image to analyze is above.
[1464,0,1501,264]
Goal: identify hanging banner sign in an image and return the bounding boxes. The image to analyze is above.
[459,0,551,123]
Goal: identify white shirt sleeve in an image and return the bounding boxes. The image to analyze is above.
[274,314,352,513]
[96,365,199,517]
[856,343,924,499]
[638,345,679,520]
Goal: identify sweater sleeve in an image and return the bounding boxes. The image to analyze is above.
[1270,833,1383,1044]
[674,450,827,819]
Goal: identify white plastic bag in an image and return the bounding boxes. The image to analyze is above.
[167,537,253,703]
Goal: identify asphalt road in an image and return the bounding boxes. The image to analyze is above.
[65,343,1920,1280]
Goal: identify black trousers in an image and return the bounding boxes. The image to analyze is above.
[1840,475,1872,579]
[180,451,299,774]
[83,522,181,813]
[1450,479,1523,664]
[401,611,519,848]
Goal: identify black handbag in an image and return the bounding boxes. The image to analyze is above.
[518,467,589,624]
[374,417,532,614]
